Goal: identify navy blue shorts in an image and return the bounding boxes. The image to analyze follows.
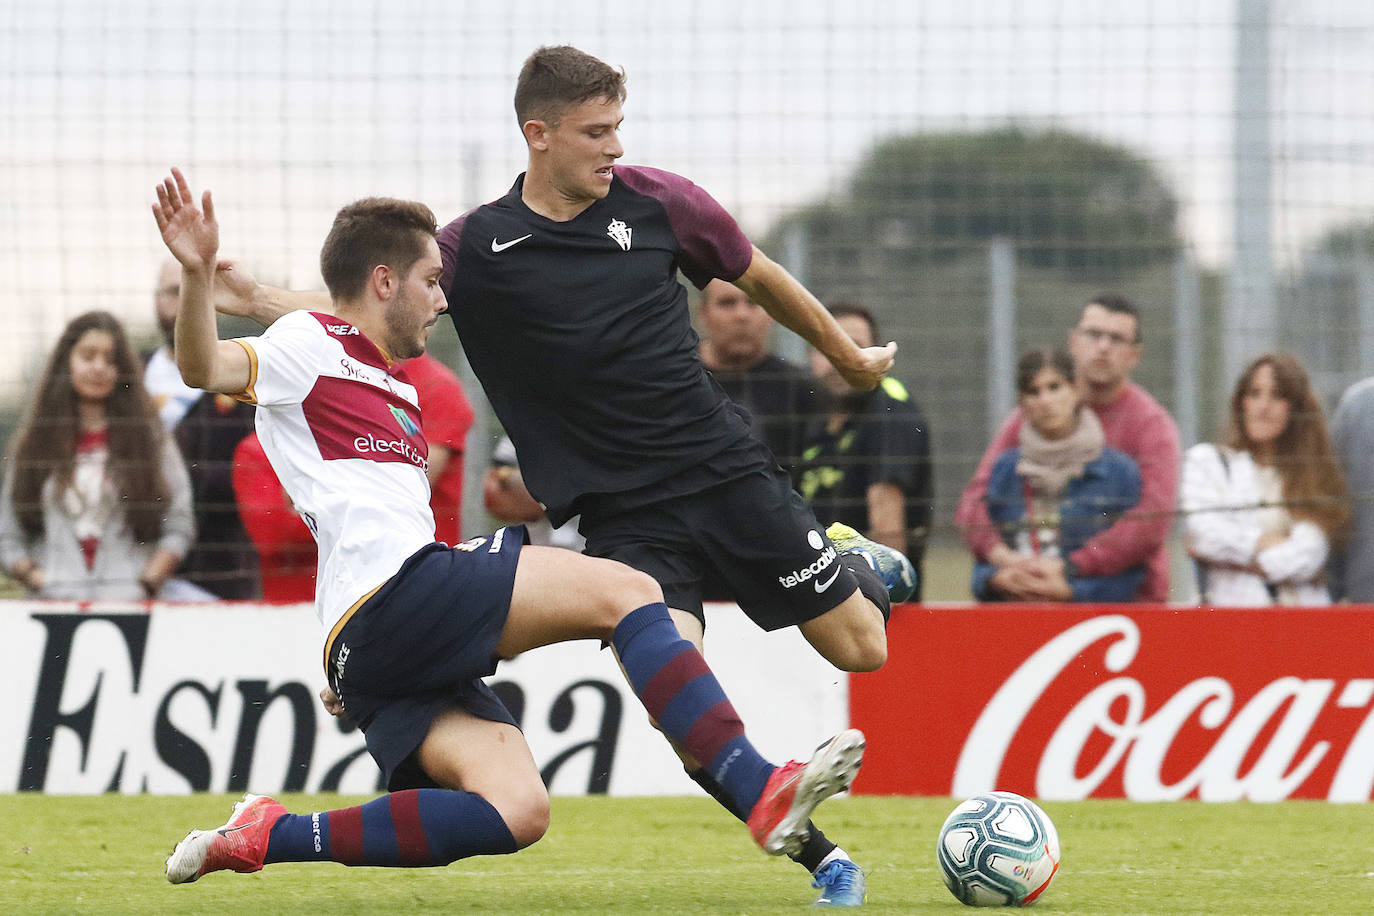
[327,528,526,791]
[580,466,858,631]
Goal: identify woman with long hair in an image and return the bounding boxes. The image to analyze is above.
[0,310,194,599]
[1184,351,1350,605]
[972,346,1145,601]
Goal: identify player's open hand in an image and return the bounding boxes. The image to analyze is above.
[151,167,218,271]
[837,341,899,391]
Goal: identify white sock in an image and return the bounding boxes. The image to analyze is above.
[816,846,850,872]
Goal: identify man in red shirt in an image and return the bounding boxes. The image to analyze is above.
[956,293,1180,602]
[403,353,474,545]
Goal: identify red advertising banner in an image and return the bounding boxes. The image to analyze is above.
[850,604,1374,801]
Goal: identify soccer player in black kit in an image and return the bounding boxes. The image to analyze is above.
[221,45,914,907]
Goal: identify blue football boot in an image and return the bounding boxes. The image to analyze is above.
[825,522,917,603]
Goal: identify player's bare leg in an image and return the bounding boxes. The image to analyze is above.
[417,707,550,848]
[797,592,888,672]
[797,521,919,673]
[501,546,861,859]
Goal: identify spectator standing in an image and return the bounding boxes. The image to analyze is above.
[0,311,194,599]
[403,352,474,545]
[1329,376,1374,601]
[697,278,817,469]
[956,293,1180,602]
[971,347,1144,602]
[1183,352,1349,606]
[145,260,261,599]
[232,432,316,602]
[794,302,932,597]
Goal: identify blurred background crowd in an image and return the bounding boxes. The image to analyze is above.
[2,1,1373,605]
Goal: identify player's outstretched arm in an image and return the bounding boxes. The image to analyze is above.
[213,259,332,327]
[733,246,897,391]
[151,167,252,395]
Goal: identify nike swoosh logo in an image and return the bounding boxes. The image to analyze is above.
[216,824,250,838]
[491,234,532,253]
[814,565,842,593]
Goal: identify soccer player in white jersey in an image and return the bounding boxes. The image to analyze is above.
[151,168,864,892]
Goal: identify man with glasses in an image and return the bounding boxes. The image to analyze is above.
[956,293,1180,602]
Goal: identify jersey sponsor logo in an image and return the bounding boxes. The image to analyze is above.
[777,545,838,590]
[325,323,359,336]
[304,377,428,469]
[491,233,533,253]
[388,404,421,436]
[606,218,632,251]
[339,357,368,380]
[353,432,429,471]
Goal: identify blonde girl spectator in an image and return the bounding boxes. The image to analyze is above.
[0,311,194,599]
[1184,352,1350,606]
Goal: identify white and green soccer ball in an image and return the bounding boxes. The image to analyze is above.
[936,791,1061,907]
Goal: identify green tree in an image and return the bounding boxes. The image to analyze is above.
[770,127,1180,277]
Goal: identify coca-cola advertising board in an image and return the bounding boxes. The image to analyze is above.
[850,604,1374,802]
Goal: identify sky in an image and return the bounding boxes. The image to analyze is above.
[0,0,1371,397]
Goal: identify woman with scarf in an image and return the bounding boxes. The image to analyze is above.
[0,311,194,599]
[971,347,1145,601]
[1183,352,1349,606]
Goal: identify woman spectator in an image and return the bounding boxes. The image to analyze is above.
[0,311,194,599]
[972,347,1145,601]
[1184,352,1349,605]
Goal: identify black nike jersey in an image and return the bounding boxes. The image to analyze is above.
[438,166,756,526]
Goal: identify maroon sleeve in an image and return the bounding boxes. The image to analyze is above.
[954,409,1025,557]
[437,209,473,295]
[614,166,753,288]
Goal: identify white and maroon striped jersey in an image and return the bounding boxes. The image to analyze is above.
[232,311,436,650]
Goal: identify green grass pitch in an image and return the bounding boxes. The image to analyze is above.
[5,793,1374,914]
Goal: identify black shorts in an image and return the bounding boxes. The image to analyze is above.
[580,465,858,631]
[326,529,526,791]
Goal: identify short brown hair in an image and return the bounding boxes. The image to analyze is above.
[319,198,437,301]
[1016,346,1077,394]
[514,45,626,127]
[1084,291,1141,343]
[828,301,880,342]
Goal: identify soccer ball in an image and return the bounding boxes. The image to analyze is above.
[935,791,1060,907]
